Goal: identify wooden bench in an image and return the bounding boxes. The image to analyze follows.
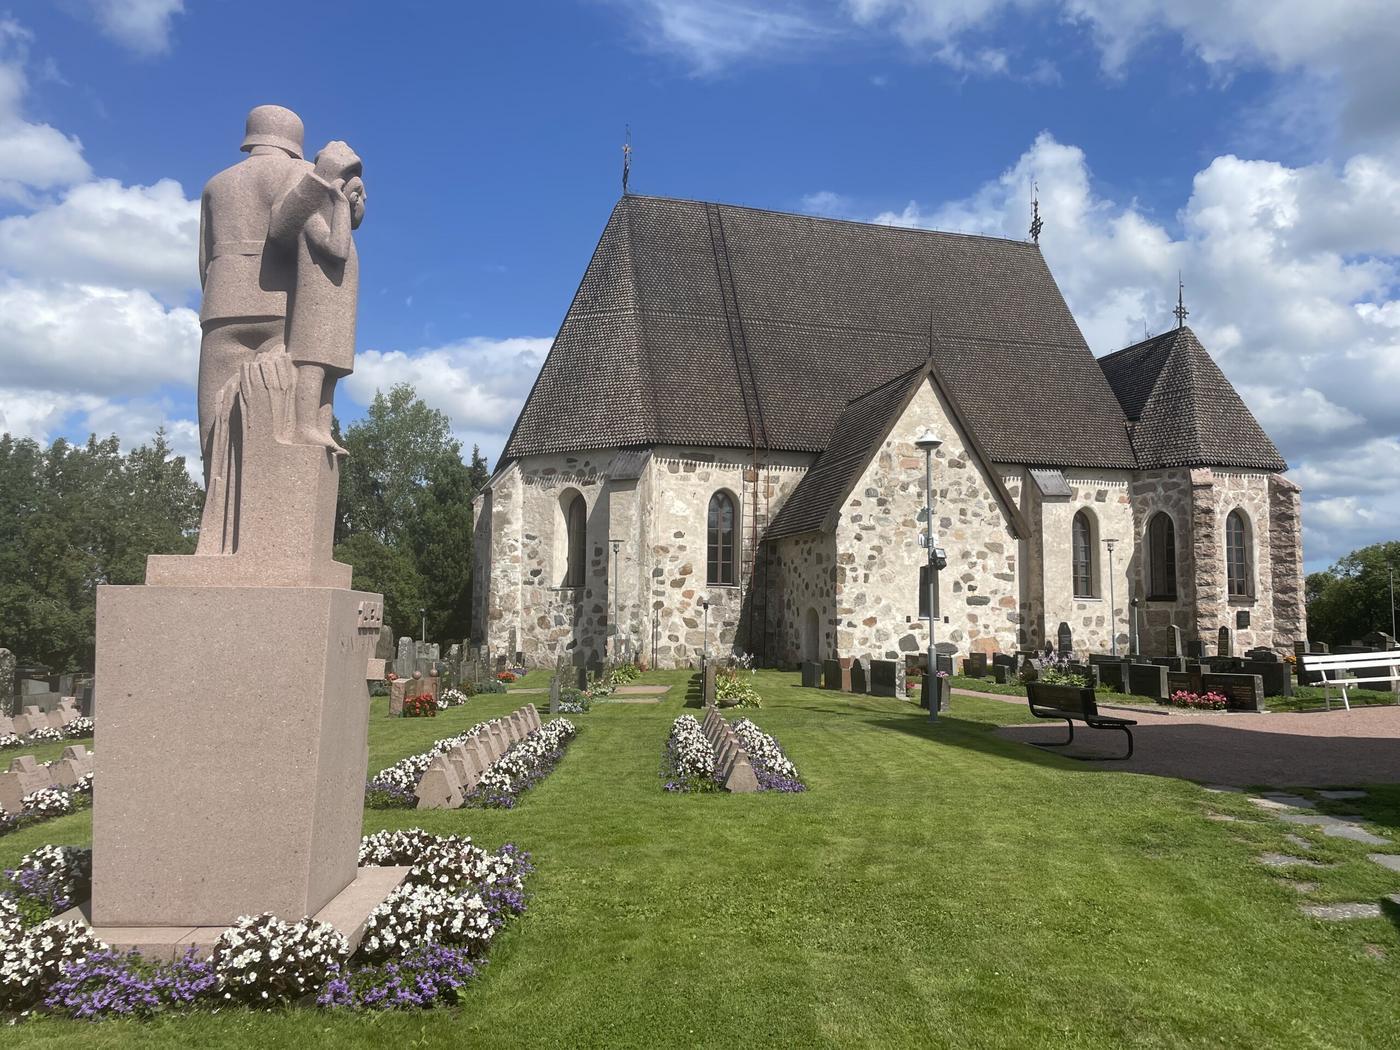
[1299,651,1400,711]
[1025,682,1137,760]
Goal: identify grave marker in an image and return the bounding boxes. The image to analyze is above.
[1202,672,1265,712]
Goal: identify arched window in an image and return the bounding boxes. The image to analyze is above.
[1072,510,1095,598]
[1226,510,1251,598]
[707,491,736,586]
[563,493,586,588]
[1146,512,1177,600]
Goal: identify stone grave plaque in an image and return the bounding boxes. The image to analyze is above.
[1096,661,1128,693]
[1185,639,1206,660]
[1056,622,1073,656]
[1167,666,1204,696]
[821,659,842,691]
[964,652,989,678]
[1171,624,1184,657]
[1217,626,1233,658]
[702,661,717,706]
[869,660,898,698]
[990,665,1012,685]
[1150,657,1187,673]
[800,662,821,688]
[1242,660,1293,697]
[935,654,954,676]
[1202,672,1265,712]
[1125,663,1169,703]
[849,660,868,694]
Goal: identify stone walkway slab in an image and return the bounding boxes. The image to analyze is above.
[613,685,672,695]
[1260,792,1316,809]
[1301,903,1382,920]
[1258,853,1325,869]
[1322,823,1389,845]
[1318,789,1369,800]
[1366,853,1400,873]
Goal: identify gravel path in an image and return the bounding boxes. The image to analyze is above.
[964,689,1400,786]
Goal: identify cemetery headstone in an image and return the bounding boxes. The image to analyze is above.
[1185,638,1206,660]
[0,649,13,717]
[1125,663,1169,703]
[1057,622,1073,657]
[1217,626,1233,658]
[1096,661,1128,693]
[1150,656,1188,673]
[849,660,868,694]
[1242,659,1293,697]
[964,652,989,678]
[1202,672,1265,712]
[702,661,717,706]
[821,659,842,690]
[1171,624,1184,658]
[869,660,898,698]
[800,662,821,688]
[1167,665,1204,697]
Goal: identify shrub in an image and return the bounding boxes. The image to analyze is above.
[715,665,762,708]
[209,913,348,1005]
[557,686,591,714]
[476,679,507,695]
[402,694,437,718]
[496,671,517,683]
[437,688,469,710]
[606,663,642,686]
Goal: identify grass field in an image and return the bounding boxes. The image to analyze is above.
[4,670,1399,1048]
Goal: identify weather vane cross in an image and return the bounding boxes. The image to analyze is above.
[1029,180,1043,244]
[1173,272,1189,328]
[622,125,632,196]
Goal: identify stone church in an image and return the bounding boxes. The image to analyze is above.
[473,194,1305,669]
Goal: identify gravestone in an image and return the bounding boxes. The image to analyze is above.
[548,674,561,715]
[1294,640,1327,685]
[1125,663,1169,703]
[821,659,842,691]
[936,654,955,676]
[964,652,989,678]
[869,660,898,698]
[1217,627,1233,658]
[1096,661,1128,693]
[1167,665,1205,697]
[800,662,821,688]
[1185,638,1206,660]
[0,649,13,717]
[1202,672,1265,712]
[990,664,1012,685]
[396,636,415,679]
[375,627,394,664]
[1056,622,1073,657]
[1171,624,1184,658]
[992,653,1018,677]
[1242,659,1293,697]
[1361,631,1397,650]
[849,660,868,694]
[702,661,717,706]
[1150,656,1188,673]
[444,643,462,688]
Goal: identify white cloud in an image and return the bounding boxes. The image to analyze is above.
[0,19,90,201]
[613,0,833,74]
[0,178,199,302]
[80,0,184,57]
[344,337,553,461]
[0,278,200,396]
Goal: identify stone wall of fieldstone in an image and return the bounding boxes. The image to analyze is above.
[1033,470,1137,655]
[1129,469,1196,654]
[1268,474,1307,648]
[1195,468,1281,654]
[834,379,1021,660]
[478,446,813,669]
[768,532,837,664]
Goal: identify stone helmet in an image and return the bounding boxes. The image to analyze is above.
[240,105,304,159]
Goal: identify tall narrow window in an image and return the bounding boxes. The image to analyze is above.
[1226,510,1251,598]
[1146,512,1177,600]
[1072,510,1095,598]
[707,491,736,585]
[563,494,586,588]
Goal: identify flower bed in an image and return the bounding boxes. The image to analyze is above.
[1168,689,1229,711]
[0,831,533,1017]
[661,715,805,793]
[464,719,576,809]
[436,688,469,711]
[366,718,577,811]
[0,717,93,752]
[716,653,762,708]
[402,694,437,719]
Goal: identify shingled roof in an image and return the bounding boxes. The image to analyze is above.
[500,195,1139,469]
[1098,327,1287,472]
[766,361,1028,540]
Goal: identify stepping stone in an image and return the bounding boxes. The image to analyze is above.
[1261,792,1316,809]
[1249,797,1301,812]
[1301,903,1382,921]
[1283,833,1312,850]
[1364,944,1388,961]
[1283,881,1319,894]
[1206,813,1239,823]
[1276,813,1349,827]
[1258,853,1325,869]
[1318,789,1368,800]
[1321,824,1389,846]
[1367,853,1400,873]
[1204,784,1245,794]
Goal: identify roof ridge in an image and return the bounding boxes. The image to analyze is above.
[1099,325,1186,363]
[622,192,1043,251]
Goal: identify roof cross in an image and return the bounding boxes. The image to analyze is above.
[1029,181,1043,244]
[1173,273,1189,328]
[622,125,632,196]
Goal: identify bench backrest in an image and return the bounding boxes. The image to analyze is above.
[1027,682,1098,718]
[1300,650,1400,685]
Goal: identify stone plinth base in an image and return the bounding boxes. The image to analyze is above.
[56,865,410,961]
[92,582,382,928]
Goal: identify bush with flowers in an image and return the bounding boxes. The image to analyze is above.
[0,831,534,1017]
[0,780,94,842]
[731,719,806,792]
[1168,689,1229,711]
[61,717,94,740]
[436,687,469,710]
[496,671,518,683]
[465,719,577,809]
[402,693,437,718]
[661,713,805,792]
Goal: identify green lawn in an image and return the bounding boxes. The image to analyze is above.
[4,670,1399,1047]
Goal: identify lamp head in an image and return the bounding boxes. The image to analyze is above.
[914,428,942,452]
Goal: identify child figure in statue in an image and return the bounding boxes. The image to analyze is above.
[271,140,365,455]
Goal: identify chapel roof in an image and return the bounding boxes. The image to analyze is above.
[499,194,1139,469]
[1098,326,1287,472]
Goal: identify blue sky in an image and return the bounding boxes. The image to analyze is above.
[1,1,1398,571]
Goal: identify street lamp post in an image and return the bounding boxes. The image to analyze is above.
[1390,563,1396,643]
[915,428,944,722]
[610,539,623,664]
[1104,540,1119,657]
[419,608,426,645]
[701,597,711,668]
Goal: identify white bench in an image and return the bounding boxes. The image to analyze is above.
[1299,651,1400,711]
